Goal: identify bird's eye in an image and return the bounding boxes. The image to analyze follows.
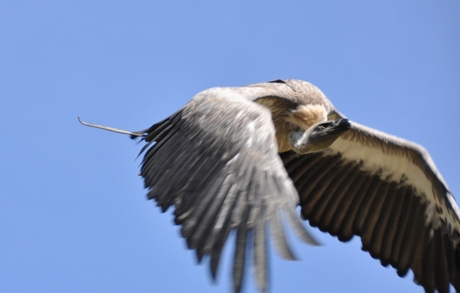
[317,122,332,130]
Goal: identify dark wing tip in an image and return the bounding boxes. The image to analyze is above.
[268,79,286,84]
[456,243,460,272]
[130,133,142,140]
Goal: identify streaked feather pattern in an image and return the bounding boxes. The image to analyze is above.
[82,79,460,293]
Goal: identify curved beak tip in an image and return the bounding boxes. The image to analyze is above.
[337,118,351,130]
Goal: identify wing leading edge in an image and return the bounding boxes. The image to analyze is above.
[280,120,460,292]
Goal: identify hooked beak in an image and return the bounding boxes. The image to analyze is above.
[330,118,351,134]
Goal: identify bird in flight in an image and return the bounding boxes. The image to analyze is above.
[80,79,460,293]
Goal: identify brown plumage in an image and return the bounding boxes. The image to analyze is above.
[79,79,460,293]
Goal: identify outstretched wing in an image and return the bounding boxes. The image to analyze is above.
[136,87,317,293]
[280,121,460,293]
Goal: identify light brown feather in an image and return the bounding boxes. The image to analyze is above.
[256,98,328,153]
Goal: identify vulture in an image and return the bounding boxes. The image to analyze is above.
[79,79,460,293]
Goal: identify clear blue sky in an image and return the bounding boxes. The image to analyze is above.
[1,1,459,292]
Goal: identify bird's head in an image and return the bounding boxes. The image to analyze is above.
[290,118,351,153]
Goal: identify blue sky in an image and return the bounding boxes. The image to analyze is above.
[1,1,459,292]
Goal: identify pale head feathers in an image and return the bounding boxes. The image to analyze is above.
[286,104,328,130]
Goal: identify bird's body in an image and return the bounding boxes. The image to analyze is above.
[80,79,460,293]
